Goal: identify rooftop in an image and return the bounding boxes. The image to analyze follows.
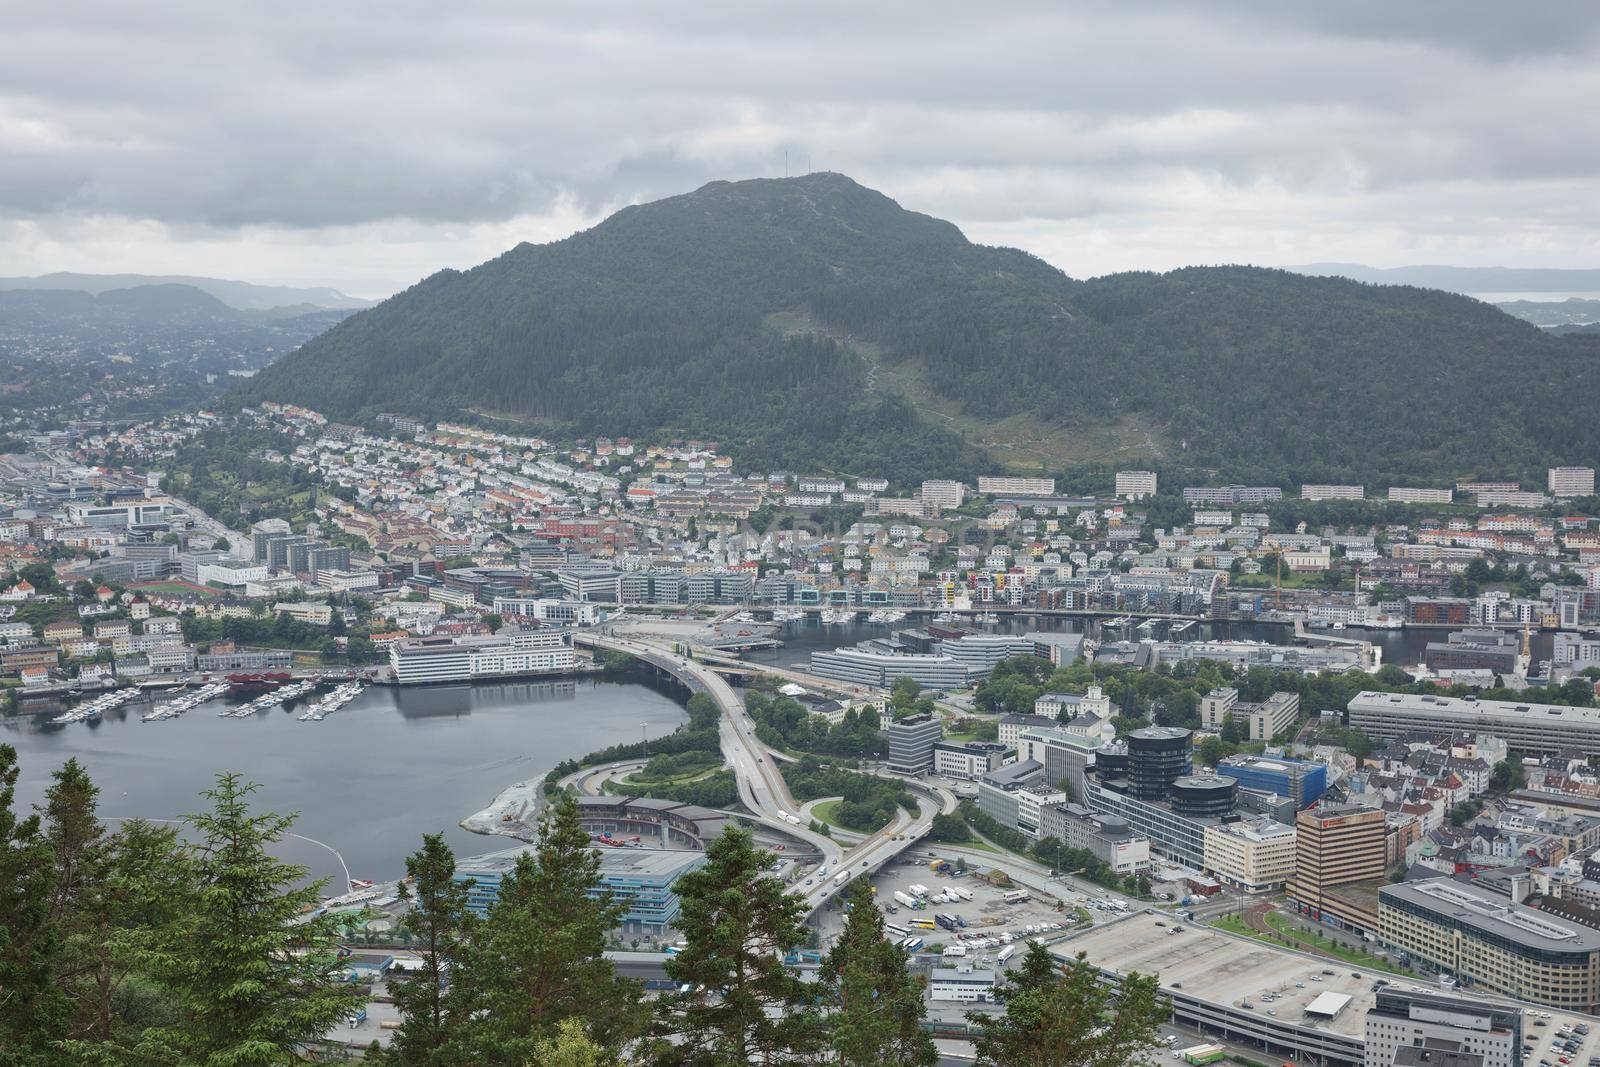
[1351,691,1600,729]
[1380,878,1600,953]
[1060,911,1600,1046]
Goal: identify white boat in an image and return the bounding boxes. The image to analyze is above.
[143,680,228,722]
[933,611,959,623]
[772,608,804,623]
[819,608,856,624]
[298,681,366,722]
[977,611,999,624]
[48,686,140,725]
[223,678,319,718]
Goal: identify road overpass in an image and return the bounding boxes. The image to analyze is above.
[574,633,936,913]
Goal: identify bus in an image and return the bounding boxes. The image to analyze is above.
[1003,889,1030,904]
[908,919,936,930]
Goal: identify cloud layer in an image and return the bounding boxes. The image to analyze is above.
[4,2,1598,295]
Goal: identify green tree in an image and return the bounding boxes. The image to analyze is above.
[530,1017,622,1067]
[465,792,645,1064]
[0,744,60,1063]
[41,758,109,1046]
[657,827,820,1065]
[819,880,935,1067]
[385,833,478,1066]
[111,772,361,1063]
[1003,942,1060,997]
[972,950,1164,1067]
[1489,759,1527,794]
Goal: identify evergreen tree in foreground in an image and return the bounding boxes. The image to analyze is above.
[463,791,646,1064]
[383,833,476,1066]
[972,946,1164,1067]
[819,879,935,1067]
[0,743,59,1063]
[111,772,361,1063]
[655,826,819,1066]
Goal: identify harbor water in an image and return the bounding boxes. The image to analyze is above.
[3,677,687,888]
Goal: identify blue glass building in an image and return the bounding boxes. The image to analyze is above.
[454,845,707,931]
[1215,754,1326,808]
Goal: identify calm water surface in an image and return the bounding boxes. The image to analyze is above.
[3,678,686,887]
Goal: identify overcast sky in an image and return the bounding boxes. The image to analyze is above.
[4,2,1599,296]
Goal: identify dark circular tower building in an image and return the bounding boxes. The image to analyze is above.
[1170,774,1237,818]
[1127,726,1193,800]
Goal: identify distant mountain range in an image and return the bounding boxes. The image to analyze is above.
[237,173,1600,485]
[1287,263,1600,296]
[0,272,373,311]
[0,283,356,329]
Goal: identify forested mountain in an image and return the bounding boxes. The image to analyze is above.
[240,173,1600,484]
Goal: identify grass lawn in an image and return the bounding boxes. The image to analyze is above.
[810,799,852,831]
[620,766,721,788]
[1211,913,1406,975]
[1262,913,1406,974]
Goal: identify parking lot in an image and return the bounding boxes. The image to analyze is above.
[853,856,1090,970]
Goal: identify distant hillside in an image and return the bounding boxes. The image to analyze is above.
[240,174,1600,485]
[0,272,373,311]
[1288,262,1600,296]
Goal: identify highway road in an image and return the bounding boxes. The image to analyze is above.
[576,633,938,913]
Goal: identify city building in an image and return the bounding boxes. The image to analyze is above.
[1422,631,1519,675]
[1039,803,1151,872]
[928,965,998,1003]
[1170,774,1237,818]
[1080,780,1208,866]
[1380,878,1600,1012]
[977,476,1055,497]
[1182,485,1284,506]
[1285,804,1387,932]
[1016,726,1108,800]
[1200,688,1301,741]
[919,480,966,510]
[932,740,1009,780]
[1302,485,1365,501]
[1127,726,1193,800]
[1549,467,1597,499]
[1215,754,1328,808]
[390,628,575,685]
[808,642,970,690]
[1203,818,1297,893]
[976,759,1045,832]
[454,845,706,932]
[1115,470,1158,500]
[1364,987,1521,1067]
[1347,691,1600,757]
[885,713,943,773]
[1388,487,1454,505]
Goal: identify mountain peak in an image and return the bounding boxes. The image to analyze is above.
[241,176,1600,485]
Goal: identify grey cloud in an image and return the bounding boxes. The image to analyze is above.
[2,1,1599,289]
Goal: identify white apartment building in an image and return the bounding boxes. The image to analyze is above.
[977,476,1055,497]
[919,480,966,510]
[1475,490,1549,508]
[1115,470,1157,500]
[1300,484,1364,501]
[1388,487,1453,504]
[1550,466,1597,498]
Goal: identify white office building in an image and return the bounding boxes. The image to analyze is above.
[391,628,575,685]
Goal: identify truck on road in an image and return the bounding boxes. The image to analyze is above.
[833,870,850,887]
